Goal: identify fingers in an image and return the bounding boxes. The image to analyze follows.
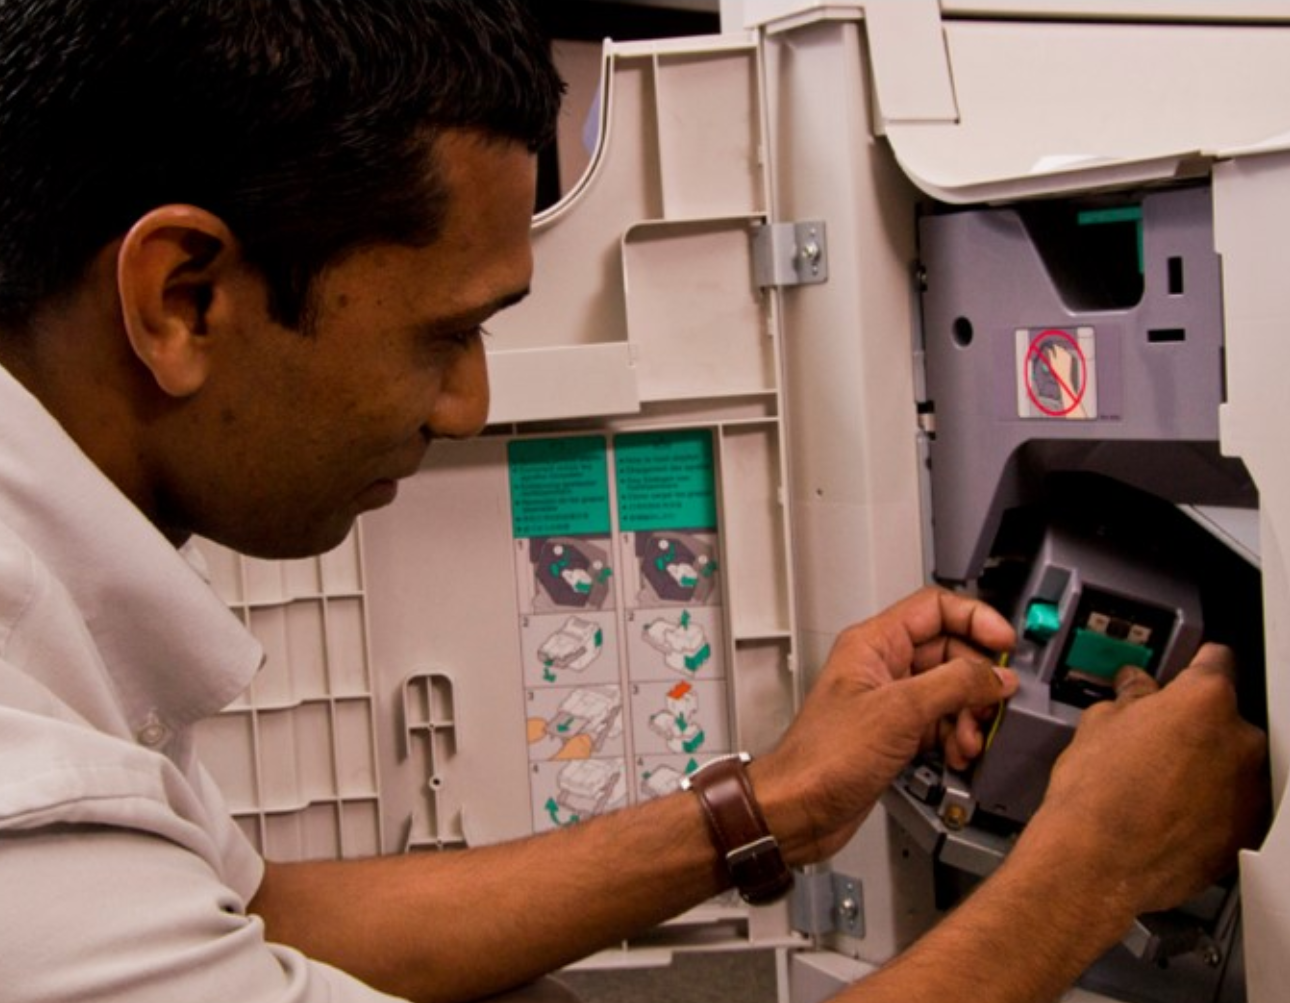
[955,707,983,759]
[829,589,1017,691]
[1112,666,1159,702]
[928,588,1017,653]
[943,706,990,770]
[1112,644,1238,705]
[904,655,1016,728]
[925,664,1014,770]
[878,586,1015,664]
[912,635,1009,674]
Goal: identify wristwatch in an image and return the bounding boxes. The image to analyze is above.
[681,752,794,905]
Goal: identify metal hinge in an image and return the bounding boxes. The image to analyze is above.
[753,220,829,288]
[790,870,865,939]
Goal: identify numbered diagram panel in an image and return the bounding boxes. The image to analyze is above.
[510,431,726,834]
[507,426,794,836]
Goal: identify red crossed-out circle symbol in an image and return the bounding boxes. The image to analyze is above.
[1024,328,1087,417]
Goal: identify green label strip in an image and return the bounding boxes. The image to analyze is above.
[614,430,717,532]
[508,436,611,538]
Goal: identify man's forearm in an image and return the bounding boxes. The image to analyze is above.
[841,824,1135,1003]
[249,786,723,1003]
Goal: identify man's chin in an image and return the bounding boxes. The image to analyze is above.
[227,516,362,562]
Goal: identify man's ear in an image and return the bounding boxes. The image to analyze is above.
[116,205,239,398]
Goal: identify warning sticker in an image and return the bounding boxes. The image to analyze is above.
[1015,327,1098,420]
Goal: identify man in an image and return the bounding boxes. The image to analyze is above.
[0,2,1267,1002]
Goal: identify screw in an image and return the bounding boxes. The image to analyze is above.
[796,234,822,275]
[943,803,969,831]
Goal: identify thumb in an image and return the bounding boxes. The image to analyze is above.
[1182,642,1238,684]
[904,656,1016,724]
[1113,665,1160,703]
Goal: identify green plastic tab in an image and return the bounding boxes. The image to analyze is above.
[1077,205,1144,273]
[1024,600,1062,643]
[1065,628,1152,679]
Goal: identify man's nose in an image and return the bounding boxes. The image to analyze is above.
[426,337,490,440]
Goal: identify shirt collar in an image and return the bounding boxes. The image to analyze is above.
[0,363,262,737]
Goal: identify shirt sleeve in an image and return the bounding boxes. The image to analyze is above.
[0,825,410,1003]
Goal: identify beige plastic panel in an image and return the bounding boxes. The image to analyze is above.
[1214,151,1290,1003]
[624,218,775,403]
[747,2,1290,201]
[718,424,792,637]
[889,17,1290,201]
[941,0,1290,19]
[652,49,764,220]
[764,17,927,640]
[484,36,768,425]
[760,16,931,969]
[193,529,385,862]
[361,439,532,851]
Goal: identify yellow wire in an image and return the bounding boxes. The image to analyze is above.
[983,651,1011,752]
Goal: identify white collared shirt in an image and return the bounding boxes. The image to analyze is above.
[0,363,403,1001]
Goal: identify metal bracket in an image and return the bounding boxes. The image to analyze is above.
[790,870,835,937]
[790,870,865,939]
[753,220,829,288]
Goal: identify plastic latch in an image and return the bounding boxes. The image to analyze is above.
[1065,628,1153,679]
[1024,600,1062,643]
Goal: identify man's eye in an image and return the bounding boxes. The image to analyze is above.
[451,325,486,348]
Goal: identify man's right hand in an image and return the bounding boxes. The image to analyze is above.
[1017,643,1268,923]
[838,642,1268,1003]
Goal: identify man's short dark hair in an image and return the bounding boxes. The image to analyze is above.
[0,0,564,330]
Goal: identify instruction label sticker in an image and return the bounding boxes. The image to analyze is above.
[614,430,717,531]
[508,436,611,538]
[510,427,731,835]
[1016,326,1098,420]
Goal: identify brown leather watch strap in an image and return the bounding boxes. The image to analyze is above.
[681,753,793,905]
